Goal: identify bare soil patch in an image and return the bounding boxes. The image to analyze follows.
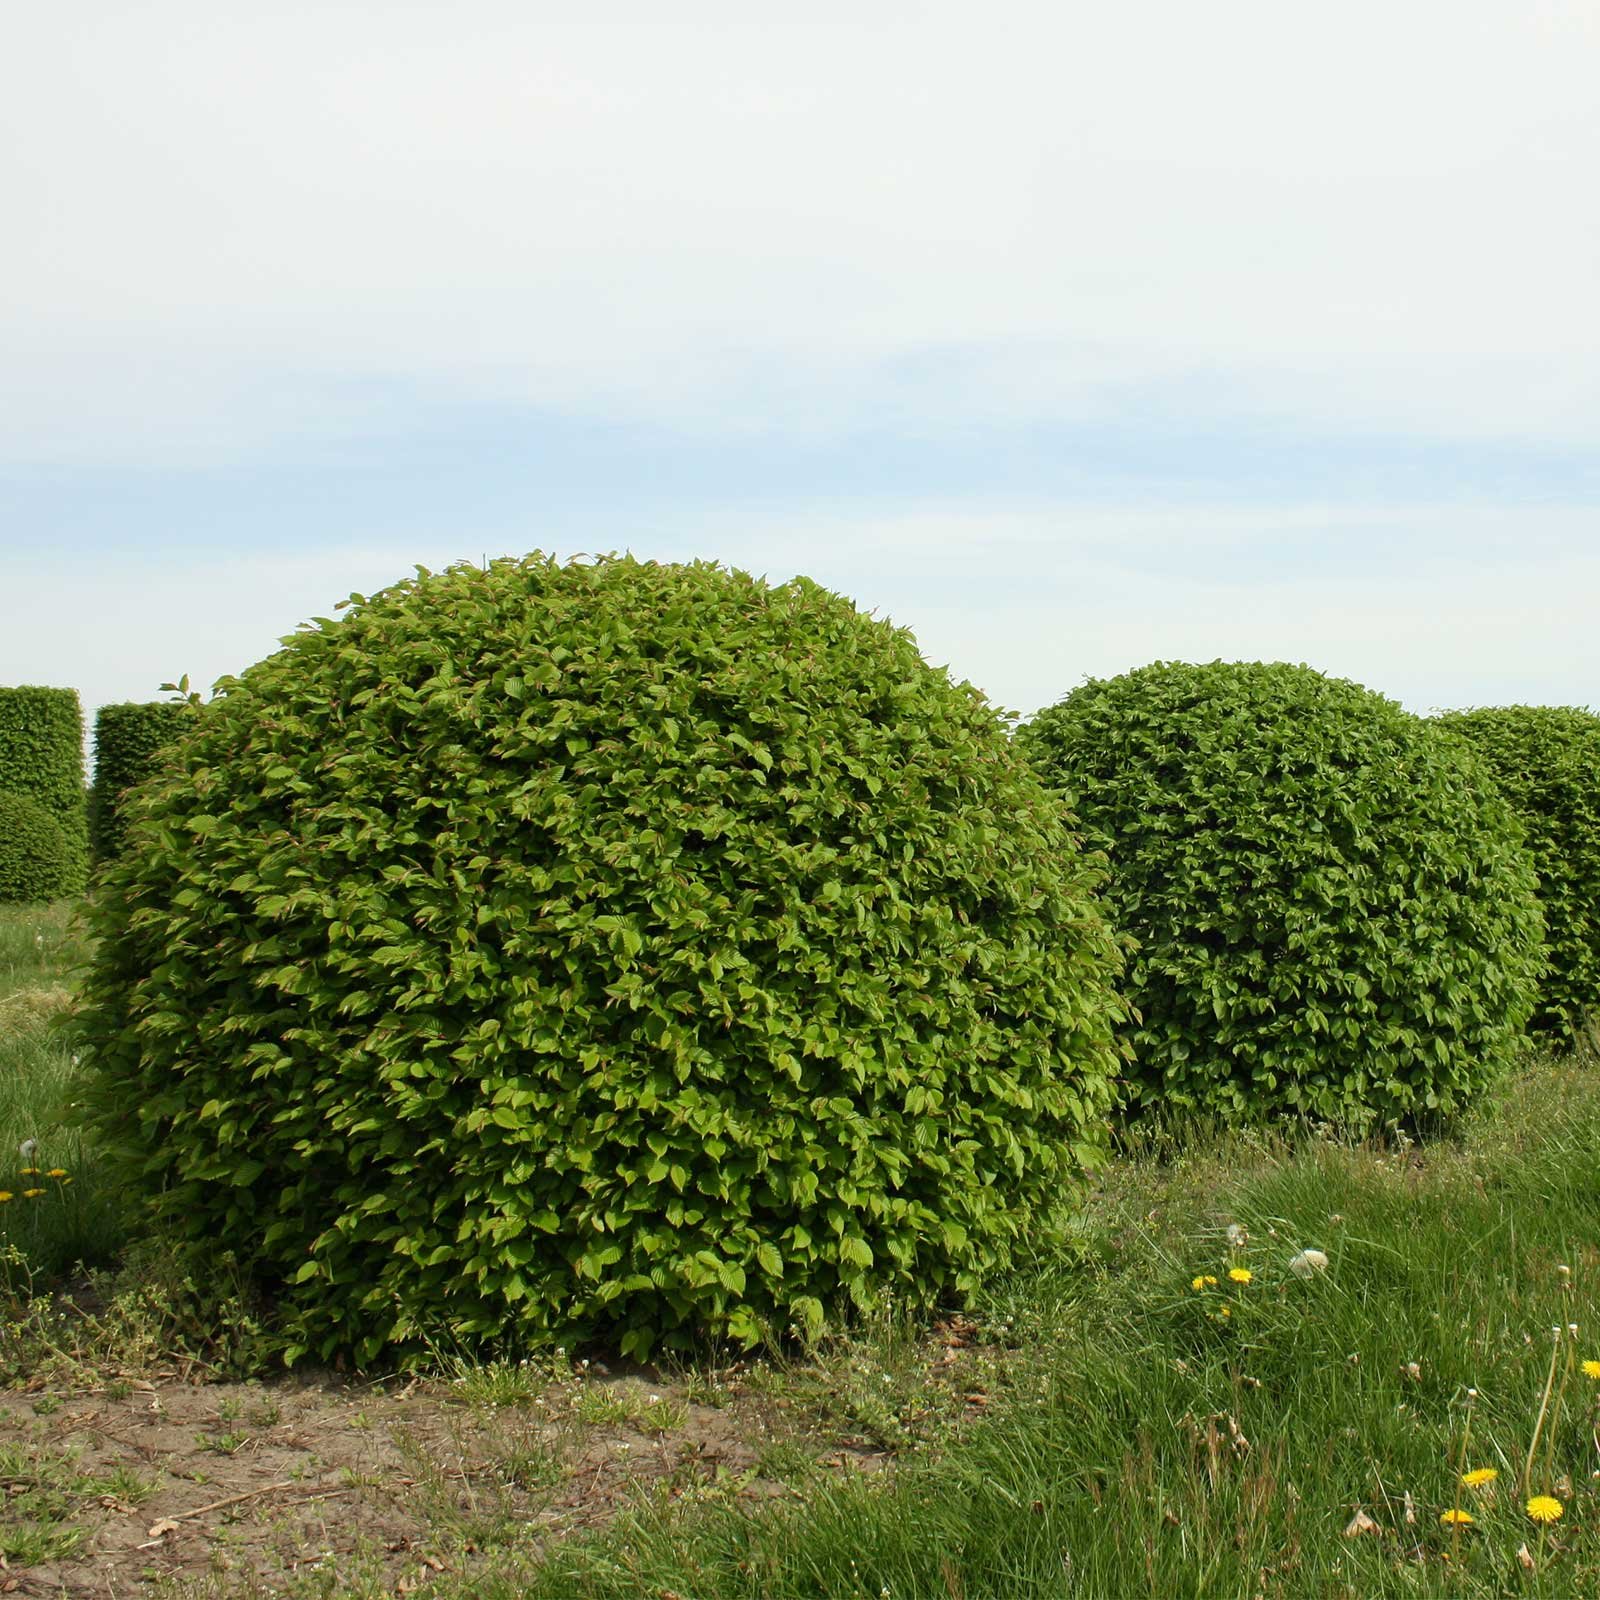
[0,1337,958,1599]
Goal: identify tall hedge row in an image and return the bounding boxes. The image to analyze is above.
[1435,705,1600,1037]
[0,686,87,895]
[90,701,195,862]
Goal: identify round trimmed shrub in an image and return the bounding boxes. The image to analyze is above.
[77,554,1129,1365]
[0,686,88,893]
[1016,661,1546,1128]
[0,789,75,904]
[1435,705,1600,1037]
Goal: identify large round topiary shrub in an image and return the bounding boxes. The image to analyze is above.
[1435,705,1600,1037]
[77,554,1129,1365]
[1015,661,1546,1128]
[0,789,76,904]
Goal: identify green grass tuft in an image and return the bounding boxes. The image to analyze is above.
[0,900,127,1286]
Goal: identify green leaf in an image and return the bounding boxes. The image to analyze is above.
[838,1236,874,1270]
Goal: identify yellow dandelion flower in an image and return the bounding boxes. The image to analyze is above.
[1583,1360,1600,1380]
[1461,1467,1499,1487]
[18,1167,40,1176]
[1228,1267,1252,1284]
[0,1191,11,1203]
[1220,1306,1232,1318]
[1191,1275,1218,1291]
[1526,1495,1563,1524]
[21,1188,45,1199]
[46,1168,68,1179]
[1439,1509,1474,1527]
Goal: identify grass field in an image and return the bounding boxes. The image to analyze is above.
[4,897,1600,1597]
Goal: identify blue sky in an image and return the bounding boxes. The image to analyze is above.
[3,2,1597,735]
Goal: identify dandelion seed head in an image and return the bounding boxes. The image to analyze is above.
[1288,1248,1328,1278]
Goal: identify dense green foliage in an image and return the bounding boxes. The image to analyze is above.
[77,553,1129,1365]
[89,701,195,862]
[0,687,86,892]
[1435,705,1600,1038]
[1016,661,1546,1127]
[0,791,75,905]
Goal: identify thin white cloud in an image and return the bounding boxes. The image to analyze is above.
[1,1,1597,463]
[9,510,1596,743]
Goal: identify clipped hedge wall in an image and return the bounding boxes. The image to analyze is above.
[77,554,1131,1366]
[0,790,75,905]
[90,701,196,862]
[1016,660,1546,1129]
[1435,705,1600,1037]
[0,686,87,893]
